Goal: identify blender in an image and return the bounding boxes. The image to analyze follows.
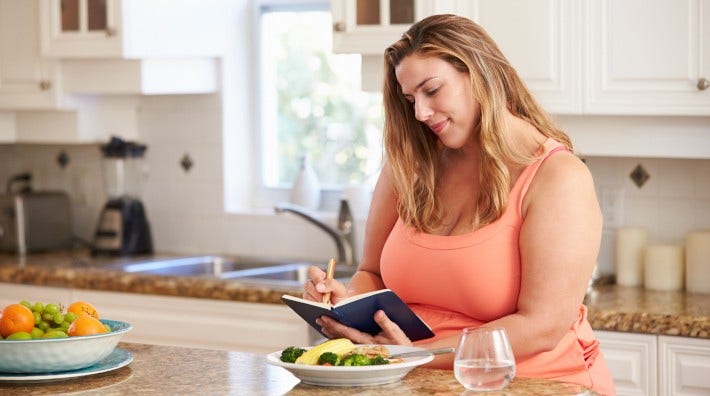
[92,136,153,255]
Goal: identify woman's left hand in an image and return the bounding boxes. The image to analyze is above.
[316,309,413,346]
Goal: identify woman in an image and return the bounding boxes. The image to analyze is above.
[303,14,615,395]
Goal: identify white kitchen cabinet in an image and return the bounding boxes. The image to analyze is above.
[0,283,72,309]
[0,0,64,110]
[0,282,310,353]
[331,0,435,55]
[659,335,710,396]
[39,0,226,59]
[586,0,710,115]
[466,0,582,114]
[596,330,658,396]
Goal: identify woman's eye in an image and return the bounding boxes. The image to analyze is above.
[425,87,439,96]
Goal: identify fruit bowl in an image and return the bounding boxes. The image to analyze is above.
[0,319,131,374]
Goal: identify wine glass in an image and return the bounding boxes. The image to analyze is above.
[454,326,516,391]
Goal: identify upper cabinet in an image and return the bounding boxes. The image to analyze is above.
[335,0,710,116]
[0,0,63,110]
[586,0,709,115]
[39,0,226,59]
[464,0,582,114]
[331,0,434,54]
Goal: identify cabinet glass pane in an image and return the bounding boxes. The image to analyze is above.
[87,0,107,31]
[390,0,414,24]
[357,0,380,25]
[61,0,79,32]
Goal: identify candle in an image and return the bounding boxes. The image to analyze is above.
[685,231,710,294]
[644,245,684,291]
[615,227,648,286]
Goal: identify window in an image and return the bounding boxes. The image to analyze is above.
[257,1,384,195]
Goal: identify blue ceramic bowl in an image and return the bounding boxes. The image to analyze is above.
[0,319,132,374]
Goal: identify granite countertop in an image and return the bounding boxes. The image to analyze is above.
[0,342,597,395]
[0,250,708,339]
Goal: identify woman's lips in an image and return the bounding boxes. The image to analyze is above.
[429,120,449,135]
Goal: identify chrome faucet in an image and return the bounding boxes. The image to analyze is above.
[274,199,357,266]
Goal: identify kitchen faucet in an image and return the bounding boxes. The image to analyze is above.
[274,200,357,267]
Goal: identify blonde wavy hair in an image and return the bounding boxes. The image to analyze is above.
[383,14,573,233]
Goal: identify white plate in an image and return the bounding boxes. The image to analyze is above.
[0,348,132,383]
[266,345,434,387]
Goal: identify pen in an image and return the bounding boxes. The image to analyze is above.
[322,258,336,304]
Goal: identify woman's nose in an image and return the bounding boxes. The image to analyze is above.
[414,100,433,122]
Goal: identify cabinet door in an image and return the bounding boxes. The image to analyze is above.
[0,283,72,308]
[72,289,311,353]
[0,0,61,110]
[596,330,658,396]
[332,0,437,54]
[465,0,582,114]
[40,0,123,58]
[586,0,710,115]
[659,336,710,396]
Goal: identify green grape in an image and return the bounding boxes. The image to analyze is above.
[104,324,112,333]
[44,303,60,315]
[19,300,32,309]
[42,330,68,339]
[38,321,50,331]
[42,312,54,322]
[59,321,70,331]
[33,311,42,325]
[6,332,32,340]
[53,313,65,325]
[64,312,77,323]
[30,327,44,339]
[32,302,44,313]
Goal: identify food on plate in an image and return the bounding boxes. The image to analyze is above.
[0,300,112,341]
[279,338,404,366]
[280,346,306,363]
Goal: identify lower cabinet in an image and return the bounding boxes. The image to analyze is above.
[596,330,710,396]
[0,283,310,353]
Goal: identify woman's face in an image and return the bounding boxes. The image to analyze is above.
[395,53,480,150]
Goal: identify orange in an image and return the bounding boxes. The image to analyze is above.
[67,316,107,337]
[0,303,35,337]
[66,301,99,320]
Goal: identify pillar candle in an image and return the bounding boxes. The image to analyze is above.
[615,227,648,286]
[685,230,710,294]
[644,245,684,291]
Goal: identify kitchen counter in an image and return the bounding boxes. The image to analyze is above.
[0,342,597,395]
[0,250,708,339]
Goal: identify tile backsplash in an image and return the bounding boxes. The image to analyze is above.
[1,129,709,276]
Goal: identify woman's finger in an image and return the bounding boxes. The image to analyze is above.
[372,310,412,345]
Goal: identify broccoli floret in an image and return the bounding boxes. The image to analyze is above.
[369,355,390,365]
[317,352,340,366]
[339,353,372,366]
[280,346,306,363]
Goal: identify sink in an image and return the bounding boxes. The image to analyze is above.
[220,262,355,285]
[113,255,294,277]
[111,255,357,286]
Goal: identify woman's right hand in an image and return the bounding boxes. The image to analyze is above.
[302,265,349,304]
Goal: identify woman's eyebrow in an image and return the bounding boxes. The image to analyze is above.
[402,76,437,96]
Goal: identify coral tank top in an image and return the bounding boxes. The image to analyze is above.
[380,138,615,395]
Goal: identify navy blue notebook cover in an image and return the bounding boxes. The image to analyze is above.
[281,289,435,342]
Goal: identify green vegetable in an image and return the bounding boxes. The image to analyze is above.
[339,353,372,366]
[317,352,340,366]
[280,346,306,363]
[369,355,390,365]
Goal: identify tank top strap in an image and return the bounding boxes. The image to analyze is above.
[511,138,568,216]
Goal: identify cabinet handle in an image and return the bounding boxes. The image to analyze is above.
[698,78,709,91]
[333,22,345,32]
[106,27,117,37]
[39,80,52,90]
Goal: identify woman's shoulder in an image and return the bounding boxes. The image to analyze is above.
[524,147,596,208]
